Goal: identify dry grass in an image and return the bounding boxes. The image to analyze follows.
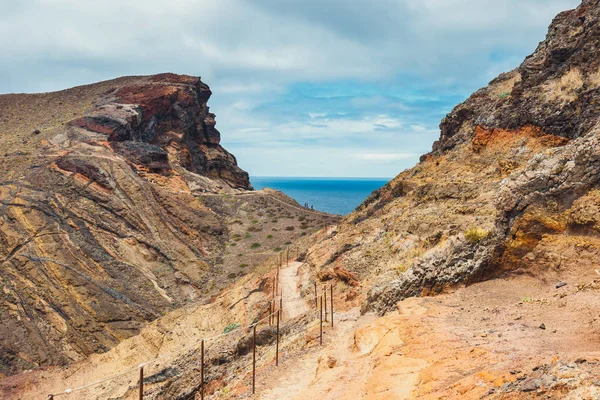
[489,72,521,99]
[544,68,584,103]
[464,227,490,243]
[587,68,600,89]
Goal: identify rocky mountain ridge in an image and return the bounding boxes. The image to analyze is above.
[304,0,600,315]
[0,74,339,375]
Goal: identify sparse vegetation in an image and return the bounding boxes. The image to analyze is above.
[274,247,282,252]
[251,243,261,249]
[266,234,273,239]
[223,323,240,334]
[544,67,584,103]
[239,263,248,268]
[285,226,295,231]
[464,227,490,243]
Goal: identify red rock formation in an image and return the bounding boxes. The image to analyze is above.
[69,73,251,189]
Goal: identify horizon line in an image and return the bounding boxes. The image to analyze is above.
[250,176,394,180]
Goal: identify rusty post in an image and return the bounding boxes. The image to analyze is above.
[276,310,280,366]
[319,295,323,345]
[139,366,144,400]
[314,281,318,309]
[330,285,334,328]
[48,396,54,400]
[200,339,205,400]
[269,300,273,326]
[279,290,283,322]
[252,324,257,394]
[323,286,328,322]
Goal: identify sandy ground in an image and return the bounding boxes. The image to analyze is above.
[248,264,600,399]
[280,262,310,320]
[5,260,600,399]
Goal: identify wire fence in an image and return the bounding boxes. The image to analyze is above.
[46,249,337,400]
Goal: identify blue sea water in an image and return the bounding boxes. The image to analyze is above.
[251,177,391,216]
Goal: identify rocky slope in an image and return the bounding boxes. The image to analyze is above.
[303,0,600,315]
[0,74,339,375]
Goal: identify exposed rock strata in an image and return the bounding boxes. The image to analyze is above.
[0,74,339,375]
[303,0,600,315]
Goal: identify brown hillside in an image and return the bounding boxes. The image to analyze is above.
[0,74,339,375]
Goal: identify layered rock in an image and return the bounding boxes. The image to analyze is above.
[304,0,600,314]
[0,74,339,375]
[69,73,251,189]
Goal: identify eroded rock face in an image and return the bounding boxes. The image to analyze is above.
[303,1,600,314]
[69,73,250,189]
[0,73,341,375]
[434,0,600,155]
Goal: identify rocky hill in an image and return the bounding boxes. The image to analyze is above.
[6,1,600,398]
[0,74,339,375]
[304,0,600,314]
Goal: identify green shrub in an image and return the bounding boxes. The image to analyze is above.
[465,227,489,243]
[266,234,273,239]
[239,263,248,268]
[223,323,240,334]
[274,247,282,252]
[251,243,261,249]
[285,226,295,231]
[230,243,237,247]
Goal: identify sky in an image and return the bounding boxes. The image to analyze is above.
[0,0,581,178]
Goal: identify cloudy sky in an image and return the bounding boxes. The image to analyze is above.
[1,0,580,177]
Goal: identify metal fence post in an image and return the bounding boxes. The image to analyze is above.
[276,310,280,366]
[139,366,144,400]
[314,282,318,309]
[330,285,334,328]
[319,295,323,346]
[324,286,328,322]
[201,339,205,400]
[279,291,283,322]
[252,324,257,394]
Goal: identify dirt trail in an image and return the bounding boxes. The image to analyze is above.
[279,261,310,319]
[249,265,600,399]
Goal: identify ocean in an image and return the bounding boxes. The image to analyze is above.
[250,177,391,216]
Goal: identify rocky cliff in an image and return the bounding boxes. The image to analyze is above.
[0,74,339,375]
[304,0,600,315]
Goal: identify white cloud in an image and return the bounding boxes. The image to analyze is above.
[0,0,581,177]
